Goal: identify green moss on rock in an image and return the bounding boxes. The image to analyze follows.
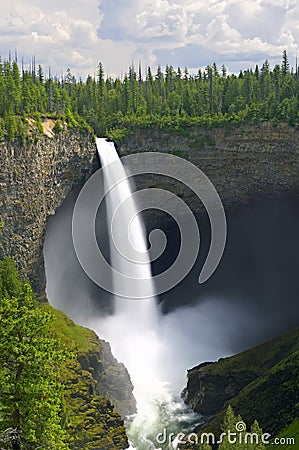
[42,303,130,450]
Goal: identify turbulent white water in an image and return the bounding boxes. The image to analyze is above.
[95,138,199,449]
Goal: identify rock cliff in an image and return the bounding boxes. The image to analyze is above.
[0,130,135,449]
[1,123,298,297]
[78,338,136,418]
[118,122,299,212]
[181,327,299,438]
[0,131,98,295]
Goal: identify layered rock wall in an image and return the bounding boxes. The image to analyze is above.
[0,131,98,295]
[118,122,299,211]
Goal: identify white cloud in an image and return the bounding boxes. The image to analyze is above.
[0,1,108,77]
[226,0,289,44]
[0,0,298,77]
[97,0,299,72]
[205,14,242,44]
[137,0,191,42]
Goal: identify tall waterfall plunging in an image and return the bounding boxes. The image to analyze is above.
[95,138,167,415]
[43,135,297,449]
[94,138,198,448]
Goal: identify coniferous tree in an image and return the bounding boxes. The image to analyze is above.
[0,258,69,450]
[0,51,299,140]
[281,49,290,76]
[218,406,266,450]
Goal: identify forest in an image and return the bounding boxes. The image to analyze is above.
[0,258,69,449]
[0,50,298,142]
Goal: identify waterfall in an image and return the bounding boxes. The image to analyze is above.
[95,138,199,449]
[43,136,230,449]
[95,138,166,412]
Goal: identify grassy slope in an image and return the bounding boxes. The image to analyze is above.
[195,327,299,378]
[191,328,299,444]
[275,417,299,449]
[42,302,99,353]
[41,303,129,450]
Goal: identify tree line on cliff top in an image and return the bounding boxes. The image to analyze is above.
[0,50,298,141]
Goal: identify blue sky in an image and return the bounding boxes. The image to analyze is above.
[0,0,298,78]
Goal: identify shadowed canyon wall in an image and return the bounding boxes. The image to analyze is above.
[118,122,298,211]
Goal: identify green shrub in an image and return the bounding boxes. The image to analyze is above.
[53,119,63,134]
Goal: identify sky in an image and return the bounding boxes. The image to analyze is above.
[0,0,298,79]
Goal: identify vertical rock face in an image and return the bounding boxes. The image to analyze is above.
[78,339,137,418]
[0,131,98,296]
[118,122,299,209]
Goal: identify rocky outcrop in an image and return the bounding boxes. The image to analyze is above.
[181,327,299,437]
[0,131,98,295]
[181,361,257,417]
[66,348,129,450]
[78,340,136,418]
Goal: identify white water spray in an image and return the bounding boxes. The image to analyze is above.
[96,138,166,409]
[95,138,199,448]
